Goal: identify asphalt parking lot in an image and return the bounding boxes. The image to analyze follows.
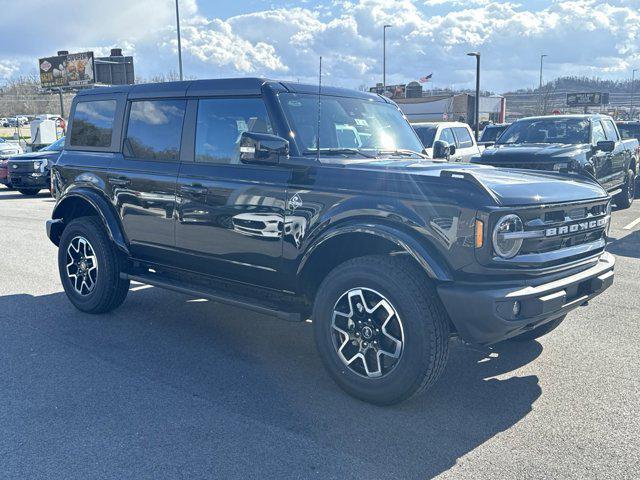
[0,186,638,480]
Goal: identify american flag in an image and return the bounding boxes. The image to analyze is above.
[419,73,433,83]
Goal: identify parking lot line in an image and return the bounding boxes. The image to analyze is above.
[623,216,640,230]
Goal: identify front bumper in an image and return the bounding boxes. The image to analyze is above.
[8,173,49,189]
[438,252,615,345]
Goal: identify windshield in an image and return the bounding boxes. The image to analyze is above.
[413,125,437,148]
[497,118,590,145]
[42,136,65,151]
[278,93,424,157]
[480,125,506,142]
[617,124,640,141]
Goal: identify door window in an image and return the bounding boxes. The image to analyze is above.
[602,120,619,141]
[452,127,474,148]
[70,100,117,147]
[124,99,186,161]
[438,128,455,146]
[592,121,606,143]
[195,98,273,164]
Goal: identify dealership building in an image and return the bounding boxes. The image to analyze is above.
[370,82,506,125]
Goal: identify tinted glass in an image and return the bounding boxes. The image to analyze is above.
[497,118,590,145]
[617,123,640,140]
[279,93,424,158]
[453,127,473,148]
[70,100,116,147]
[414,125,437,147]
[125,100,186,161]
[479,125,506,142]
[602,119,619,141]
[43,136,65,151]
[439,128,455,145]
[195,98,273,164]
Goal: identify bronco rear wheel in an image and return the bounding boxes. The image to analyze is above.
[313,255,450,405]
[58,216,130,313]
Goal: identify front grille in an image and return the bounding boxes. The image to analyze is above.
[8,161,35,173]
[517,199,609,257]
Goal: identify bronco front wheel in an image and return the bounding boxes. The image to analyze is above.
[313,255,450,405]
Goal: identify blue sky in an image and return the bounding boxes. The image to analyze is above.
[2,0,640,92]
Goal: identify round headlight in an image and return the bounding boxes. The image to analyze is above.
[492,214,524,259]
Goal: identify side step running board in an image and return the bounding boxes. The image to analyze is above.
[121,273,302,322]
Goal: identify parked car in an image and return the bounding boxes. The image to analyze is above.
[471,114,639,208]
[616,121,640,141]
[0,137,23,159]
[412,121,481,162]
[478,123,509,147]
[47,79,614,405]
[6,136,64,195]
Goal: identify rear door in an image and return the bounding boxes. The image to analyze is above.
[174,96,288,288]
[109,98,186,263]
[602,118,627,188]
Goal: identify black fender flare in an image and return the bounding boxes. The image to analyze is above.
[297,222,453,282]
[48,188,129,255]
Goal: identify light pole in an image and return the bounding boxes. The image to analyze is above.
[383,25,392,93]
[175,0,184,81]
[631,68,638,120]
[467,52,480,141]
[539,54,547,114]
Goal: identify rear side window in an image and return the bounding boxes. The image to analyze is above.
[453,127,474,148]
[195,98,273,164]
[70,100,116,147]
[124,99,186,161]
[602,120,619,141]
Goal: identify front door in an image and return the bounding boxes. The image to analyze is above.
[174,96,288,288]
[110,98,187,262]
[590,120,614,189]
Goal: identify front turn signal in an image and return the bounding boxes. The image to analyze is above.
[475,219,484,248]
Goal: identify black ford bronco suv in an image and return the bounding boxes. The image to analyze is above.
[47,79,615,405]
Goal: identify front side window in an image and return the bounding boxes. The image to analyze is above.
[439,128,455,146]
[125,99,186,161]
[70,100,116,147]
[279,93,424,158]
[453,127,473,148]
[592,121,606,143]
[602,120,619,141]
[497,118,590,145]
[195,98,273,165]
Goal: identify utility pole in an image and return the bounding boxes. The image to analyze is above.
[631,69,637,120]
[175,0,184,81]
[58,88,65,118]
[383,25,391,94]
[539,54,547,114]
[467,52,481,141]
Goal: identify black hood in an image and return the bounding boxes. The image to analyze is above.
[338,158,607,207]
[8,150,61,162]
[478,143,588,163]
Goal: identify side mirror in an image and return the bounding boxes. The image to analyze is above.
[239,132,289,165]
[595,140,615,153]
[433,140,450,160]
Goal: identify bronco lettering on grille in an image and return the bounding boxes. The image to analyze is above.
[544,217,608,237]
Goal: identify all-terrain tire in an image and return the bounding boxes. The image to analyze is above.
[58,216,130,313]
[313,254,450,405]
[614,169,635,209]
[510,315,566,342]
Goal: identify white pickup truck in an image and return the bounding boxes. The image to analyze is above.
[412,121,481,162]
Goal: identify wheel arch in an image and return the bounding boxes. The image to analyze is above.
[49,188,129,255]
[297,221,452,300]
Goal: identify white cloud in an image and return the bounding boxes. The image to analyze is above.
[2,0,640,92]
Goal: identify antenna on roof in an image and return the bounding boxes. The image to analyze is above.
[316,56,322,163]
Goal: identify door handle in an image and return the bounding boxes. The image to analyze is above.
[180,184,207,195]
[109,176,131,187]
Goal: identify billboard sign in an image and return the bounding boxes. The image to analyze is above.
[566,92,609,107]
[39,51,95,89]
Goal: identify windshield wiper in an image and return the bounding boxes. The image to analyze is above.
[303,148,377,158]
[377,149,427,159]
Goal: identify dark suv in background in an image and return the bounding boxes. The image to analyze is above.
[47,79,614,405]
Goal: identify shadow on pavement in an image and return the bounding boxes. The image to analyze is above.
[0,192,51,200]
[607,230,640,260]
[0,288,542,479]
